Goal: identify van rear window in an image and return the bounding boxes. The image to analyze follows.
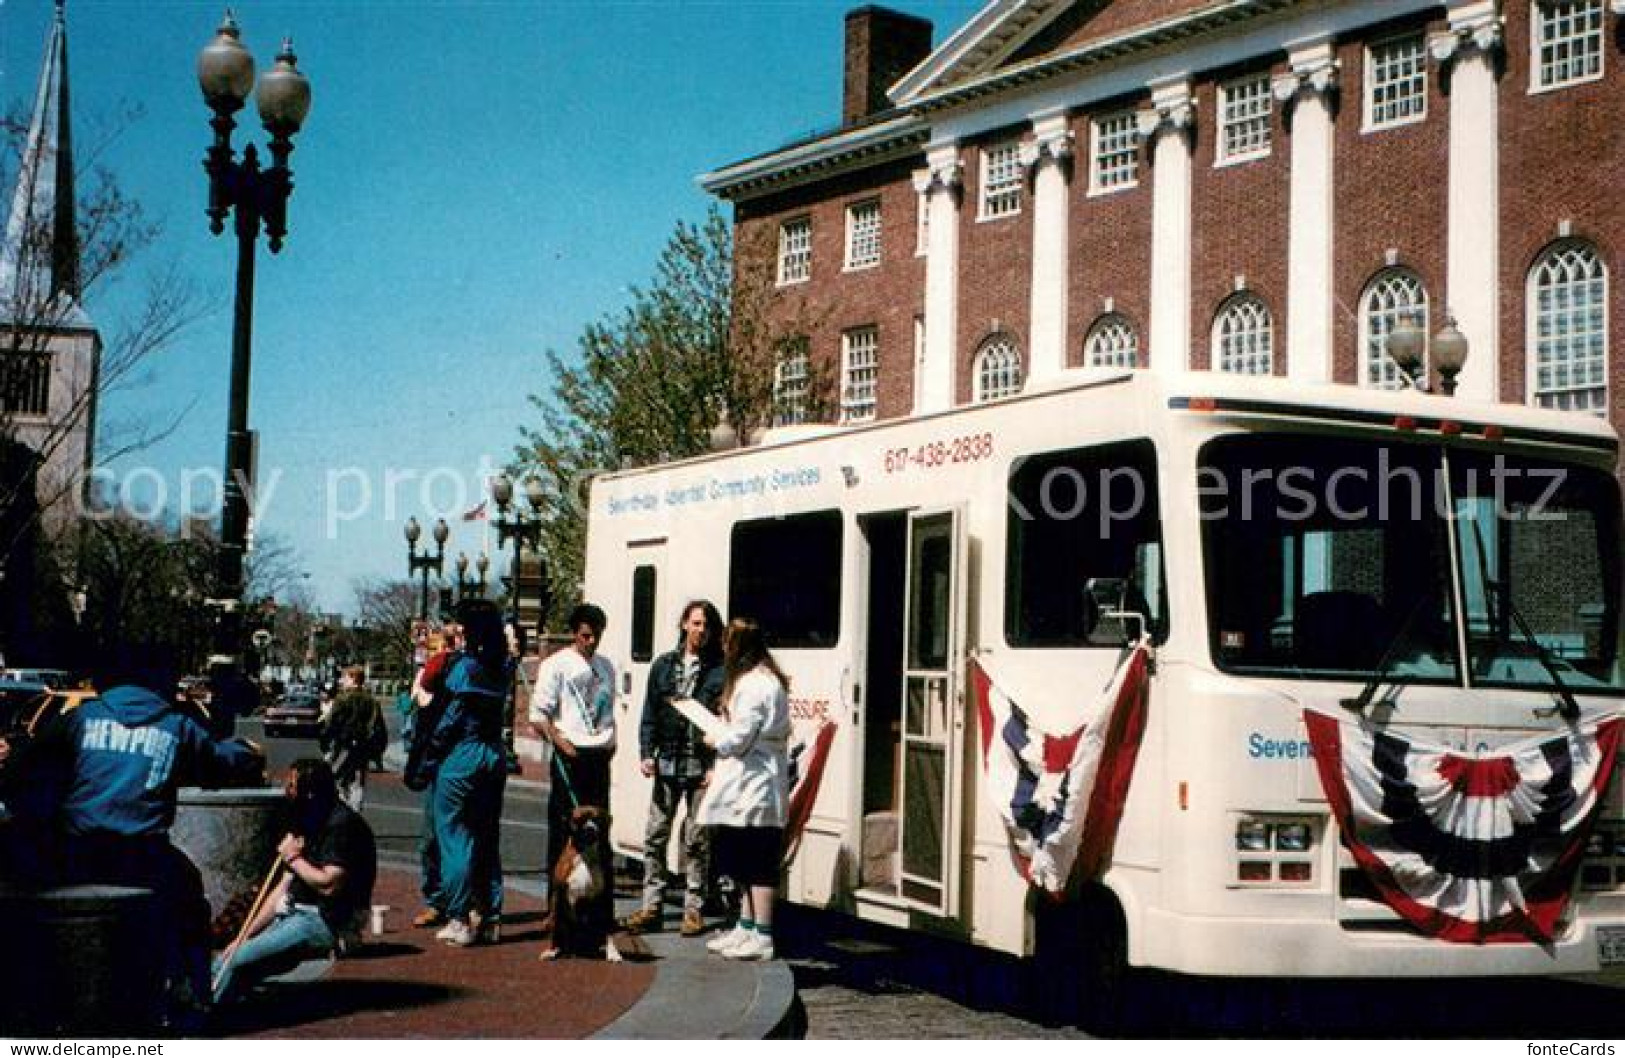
[729,511,842,648]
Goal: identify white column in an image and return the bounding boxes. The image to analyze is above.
[913,145,963,414]
[1138,79,1195,374]
[1433,2,1503,402]
[1020,112,1075,383]
[1275,41,1338,384]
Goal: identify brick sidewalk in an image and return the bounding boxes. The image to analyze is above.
[215,869,655,1039]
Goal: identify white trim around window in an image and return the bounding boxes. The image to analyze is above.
[979,141,1022,220]
[1527,240,1609,414]
[972,333,1023,401]
[844,199,882,271]
[777,216,812,286]
[840,326,879,424]
[1364,32,1428,132]
[1089,110,1140,195]
[1216,73,1272,165]
[1358,268,1429,389]
[1212,294,1275,375]
[1531,0,1605,93]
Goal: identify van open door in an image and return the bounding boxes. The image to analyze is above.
[897,506,967,917]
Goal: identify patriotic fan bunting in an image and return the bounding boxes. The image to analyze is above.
[972,640,1152,892]
[781,720,838,864]
[1304,709,1624,944]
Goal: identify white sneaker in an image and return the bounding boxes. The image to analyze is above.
[706,926,748,954]
[438,919,476,947]
[722,931,774,961]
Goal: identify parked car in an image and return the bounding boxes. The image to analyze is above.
[262,689,322,738]
[0,679,51,736]
[0,668,71,690]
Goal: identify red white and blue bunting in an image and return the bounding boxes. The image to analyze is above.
[1304,709,1624,944]
[972,641,1152,893]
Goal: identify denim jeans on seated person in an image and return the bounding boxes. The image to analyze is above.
[212,905,335,1005]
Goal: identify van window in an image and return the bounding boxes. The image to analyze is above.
[1005,439,1167,646]
[729,511,843,648]
[630,565,657,663]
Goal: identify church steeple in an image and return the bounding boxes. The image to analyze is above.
[1,0,86,326]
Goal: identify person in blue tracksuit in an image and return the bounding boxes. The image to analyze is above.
[424,599,512,947]
[24,649,262,1024]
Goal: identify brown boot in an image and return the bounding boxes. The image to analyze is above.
[621,906,662,934]
[680,909,704,937]
[413,907,447,929]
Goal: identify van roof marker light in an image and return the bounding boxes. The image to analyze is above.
[1393,415,1418,431]
[1482,424,1504,441]
[1439,420,1463,436]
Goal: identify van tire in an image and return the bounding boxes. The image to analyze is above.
[1073,886,1136,1036]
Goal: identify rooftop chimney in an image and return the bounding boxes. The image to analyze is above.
[843,6,933,126]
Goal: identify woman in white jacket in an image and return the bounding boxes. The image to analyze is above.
[697,617,790,961]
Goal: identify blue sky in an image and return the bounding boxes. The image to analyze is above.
[2,0,981,613]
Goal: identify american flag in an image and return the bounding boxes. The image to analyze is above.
[1306,709,1624,944]
[461,500,487,522]
[972,640,1152,893]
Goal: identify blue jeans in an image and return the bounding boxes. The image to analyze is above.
[212,906,334,1005]
[431,740,506,919]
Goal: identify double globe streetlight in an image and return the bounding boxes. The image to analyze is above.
[1385,311,1470,397]
[490,474,548,624]
[404,516,449,621]
[197,12,312,668]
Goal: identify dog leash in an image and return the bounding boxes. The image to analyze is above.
[551,746,583,811]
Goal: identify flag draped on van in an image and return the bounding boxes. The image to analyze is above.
[972,640,1152,893]
[1305,709,1624,944]
[782,719,838,863]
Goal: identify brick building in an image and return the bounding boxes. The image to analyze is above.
[702,0,1624,433]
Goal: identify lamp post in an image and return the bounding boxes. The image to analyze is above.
[455,552,488,601]
[197,13,311,670]
[490,474,547,624]
[404,516,448,621]
[1432,315,1469,397]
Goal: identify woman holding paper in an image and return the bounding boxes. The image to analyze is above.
[696,617,791,961]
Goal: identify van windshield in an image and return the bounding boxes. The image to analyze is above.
[1199,435,1625,694]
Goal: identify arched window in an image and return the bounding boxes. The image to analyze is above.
[1360,269,1429,389]
[1083,314,1139,368]
[973,334,1023,402]
[1212,294,1274,375]
[1529,240,1608,413]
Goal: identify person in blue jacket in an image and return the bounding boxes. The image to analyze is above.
[423,599,512,947]
[25,647,262,1025]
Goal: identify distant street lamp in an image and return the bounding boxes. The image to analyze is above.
[490,474,547,623]
[197,12,312,671]
[404,516,448,621]
[455,551,489,602]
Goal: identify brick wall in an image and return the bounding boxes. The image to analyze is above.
[1330,13,1449,386]
[1497,0,1625,424]
[956,125,1034,403]
[1067,100,1153,366]
[736,156,927,421]
[1190,58,1290,373]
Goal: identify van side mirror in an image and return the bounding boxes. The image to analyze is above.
[1084,577,1146,646]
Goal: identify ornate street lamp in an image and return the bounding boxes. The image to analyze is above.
[197,12,312,671]
[1385,310,1426,389]
[455,551,488,601]
[404,516,448,620]
[490,474,548,625]
[1433,315,1470,398]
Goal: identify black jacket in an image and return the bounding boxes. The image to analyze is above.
[637,648,724,767]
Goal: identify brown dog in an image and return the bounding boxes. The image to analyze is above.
[540,805,622,963]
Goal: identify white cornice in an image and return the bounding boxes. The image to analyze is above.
[699,114,927,200]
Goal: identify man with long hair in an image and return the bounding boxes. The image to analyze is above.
[623,600,725,937]
[212,758,376,1006]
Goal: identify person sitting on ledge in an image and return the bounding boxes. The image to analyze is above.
[212,757,376,1007]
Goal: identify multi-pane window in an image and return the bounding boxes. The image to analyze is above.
[1534,1,1604,90]
[1213,295,1274,375]
[841,326,879,424]
[1361,270,1429,389]
[1084,314,1139,368]
[1218,74,1272,163]
[973,335,1022,402]
[773,337,811,426]
[777,217,811,285]
[980,142,1022,219]
[0,351,50,416]
[1529,241,1608,413]
[1090,111,1139,193]
[1366,34,1427,129]
[845,200,882,270]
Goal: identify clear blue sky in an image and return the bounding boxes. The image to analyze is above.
[2,0,981,614]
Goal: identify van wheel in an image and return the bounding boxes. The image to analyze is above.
[1073,887,1134,1036]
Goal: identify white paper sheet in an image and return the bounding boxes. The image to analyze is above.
[672,697,726,742]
